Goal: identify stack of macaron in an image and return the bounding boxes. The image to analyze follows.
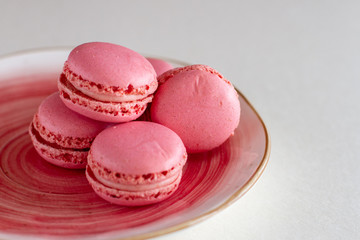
[29,42,240,206]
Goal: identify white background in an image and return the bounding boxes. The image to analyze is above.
[1,0,359,239]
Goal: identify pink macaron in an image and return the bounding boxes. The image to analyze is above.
[136,58,172,122]
[146,58,173,76]
[29,92,109,169]
[86,121,187,206]
[58,42,158,123]
[150,64,241,153]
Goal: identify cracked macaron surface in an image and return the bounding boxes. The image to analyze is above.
[86,121,187,206]
[29,92,109,169]
[151,64,241,153]
[58,42,157,123]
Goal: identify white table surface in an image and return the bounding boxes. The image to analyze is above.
[1,0,359,239]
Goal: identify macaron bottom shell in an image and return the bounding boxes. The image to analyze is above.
[86,166,182,206]
[29,124,88,169]
[58,74,152,123]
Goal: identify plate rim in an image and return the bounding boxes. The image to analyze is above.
[0,48,271,240]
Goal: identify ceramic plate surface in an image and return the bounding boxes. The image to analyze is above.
[0,49,270,240]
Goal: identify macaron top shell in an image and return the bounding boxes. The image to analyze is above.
[36,92,109,140]
[66,42,156,88]
[90,121,186,175]
[151,65,240,153]
[146,58,173,76]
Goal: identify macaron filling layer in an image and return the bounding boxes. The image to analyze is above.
[87,151,187,185]
[86,166,182,202]
[58,74,152,117]
[32,114,93,149]
[63,62,158,102]
[29,124,89,152]
[29,124,88,167]
[92,167,181,192]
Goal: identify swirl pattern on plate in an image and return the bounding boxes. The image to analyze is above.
[0,75,260,239]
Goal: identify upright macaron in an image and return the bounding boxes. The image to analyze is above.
[150,64,241,153]
[86,121,187,206]
[58,42,157,123]
[29,92,109,169]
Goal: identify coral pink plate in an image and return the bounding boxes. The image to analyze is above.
[0,49,270,240]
